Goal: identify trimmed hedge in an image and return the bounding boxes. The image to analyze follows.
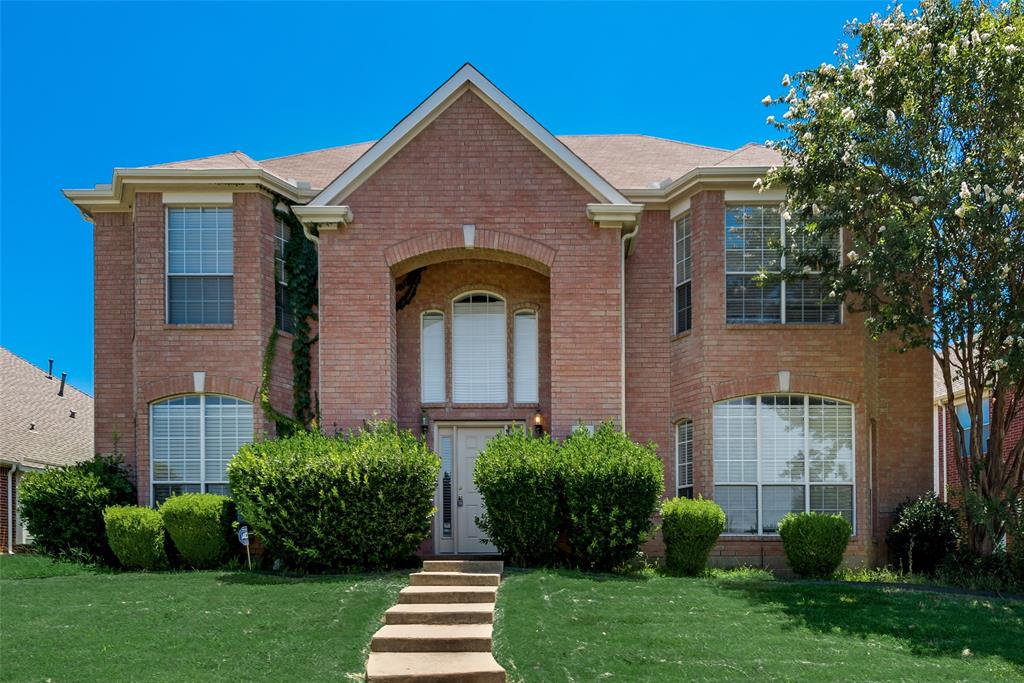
[18,455,135,564]
[103,506,168,570]
[227,421,439,571]
[778,512,852,578]
[660,497,726,576]
[473,431,560,567]
[474,423,664,571]
[160,493,236,569]
[886,492,960,574]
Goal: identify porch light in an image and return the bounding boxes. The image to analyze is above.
[420,409,429,436]
[533,409,544,437]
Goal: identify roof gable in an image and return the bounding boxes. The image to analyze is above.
[308,64,631,207]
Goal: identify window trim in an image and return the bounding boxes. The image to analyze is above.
[420,309,446,404]
[674,213,693,335]
[164,204,235,326]
[451,290,508,405]
[148,392,253,505]
[713,393,856,537]
[723,204,843,326]
[512,308,539,405]
[675,418,694,498]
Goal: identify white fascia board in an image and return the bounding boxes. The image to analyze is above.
[308,64,631,207]
[291,204,354,229]
[586,203,644,229]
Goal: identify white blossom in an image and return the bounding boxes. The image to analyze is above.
[960,182,971,200]
[912,196,924,205]
[1004,184,1015,196]
[766,115,776,124]
[753,178,764,190]
[782,74,791,86]
[847,250,859,262]
[841,107,856,121]
[1006,44,1020,55]
[762,95,773,106]
[1002,204,1011,215]
[955,205,968,218]
[886,109,896,125]
[782,210,793,221]
[949,43,958,58]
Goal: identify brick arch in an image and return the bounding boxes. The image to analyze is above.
[386,229,556,276]
[710,373,861,404]
[140,374,260,405]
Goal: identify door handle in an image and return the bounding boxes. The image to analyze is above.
[457,495,464,507]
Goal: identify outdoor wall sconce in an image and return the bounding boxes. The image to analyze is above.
[533,409,544,437]
[420,409,429,436]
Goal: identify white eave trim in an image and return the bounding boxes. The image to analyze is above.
[586,203,644,229]
[291,205,354,232]
[308,63,632,208]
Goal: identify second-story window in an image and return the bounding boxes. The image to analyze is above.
[167,207,234,325]
[674,214,693,334]
[274,217,293,333]
[725,205,840,325]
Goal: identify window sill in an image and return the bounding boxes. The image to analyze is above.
[725,323,842,331]
[275,329,295,340]
[164,324,234,330]
[671,330,693,342]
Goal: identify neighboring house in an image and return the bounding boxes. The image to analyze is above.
[63,65,933,567]
[933,359,1024,502]
[0,348,94,552]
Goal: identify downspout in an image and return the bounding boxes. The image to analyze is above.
[7,463,18,554]
[620,222,640,432]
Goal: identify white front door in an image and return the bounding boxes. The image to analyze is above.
[455,426,502,554]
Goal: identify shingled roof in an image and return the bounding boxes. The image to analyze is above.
[144,134,780,193]
[0,348,94,469]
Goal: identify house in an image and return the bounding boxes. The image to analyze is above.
[63,64,933,567]
[0,348,94,553]
[933,359,1024,504]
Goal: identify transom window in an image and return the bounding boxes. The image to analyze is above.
[150,394,253,504]
[725,205,840,325]
[452,293,507,404]
[676,419,694,498]
[713,394,854,534]
[166,207,234,324]
[274,217,293,333]
[675,214,693,334]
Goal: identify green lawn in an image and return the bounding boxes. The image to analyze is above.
[493,569,1024,682]
[0,555,405,682]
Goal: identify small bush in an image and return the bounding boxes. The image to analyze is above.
[18,454,135,564]
[159,493,236,569]
[660,497,726,576]
[227,421,438,571]
[886,492,960,574]
[103,506,168,570]
[778,512,852,578]
[474,431,560,567]
[560,423,664,571]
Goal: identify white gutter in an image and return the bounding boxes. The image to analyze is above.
[620,222,640,432]
[6,463,18,554]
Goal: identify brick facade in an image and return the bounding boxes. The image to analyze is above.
[86,86,935,566]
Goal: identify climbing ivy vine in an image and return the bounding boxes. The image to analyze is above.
[260,200,319,434]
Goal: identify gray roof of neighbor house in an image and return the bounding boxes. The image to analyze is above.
[934,356,967,404]
[143,135,782,193]
[0,348,94,469]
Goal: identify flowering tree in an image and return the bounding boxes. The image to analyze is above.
[762,0,1024,555]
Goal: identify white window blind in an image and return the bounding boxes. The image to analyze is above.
[676,420,694,498]
[167,207,234,324]
[452,294,507,404]
[421,312,446,403]
[513,311,538,404]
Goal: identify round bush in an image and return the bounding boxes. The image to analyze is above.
[160,493,236,569]
[474,431,560,567]
[559,423,664,571]
[18,455,135,564]
[660,497,726,576]
[886,492,960,574]
[227,421,439,571]
[104,505,168,570]
[778,512,852,578]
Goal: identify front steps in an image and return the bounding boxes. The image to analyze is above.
[366,560,506,683]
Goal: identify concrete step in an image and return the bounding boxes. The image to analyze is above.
[398,585,497,605]
[371,624,493,653]
[409,571,501,587]
[385,602,494,625]
[366,652,506,683]
[422,560,504,575]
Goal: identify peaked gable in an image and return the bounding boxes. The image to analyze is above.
[308,64,631,207]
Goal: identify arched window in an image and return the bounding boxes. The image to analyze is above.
[150,394,253,504]
[713,394,854,534]
[452,293,507,403]
[513,310,538,404]
[421,311,445,403]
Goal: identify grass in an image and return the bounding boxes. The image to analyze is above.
[493,569,1024,682]
[0,554,405,682]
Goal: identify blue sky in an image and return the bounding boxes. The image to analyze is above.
[0,1,884,394]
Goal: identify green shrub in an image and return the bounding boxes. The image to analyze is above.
[103,506,168,570]
[778,512,852,578]
[227,421,439,571]
[474,431,560,567]
[936,548,1024,593]
[886,492,960,574]
[559,423,664,571]
[159,493,236,569]
[660,497,726,576]
[18,454,135,564]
